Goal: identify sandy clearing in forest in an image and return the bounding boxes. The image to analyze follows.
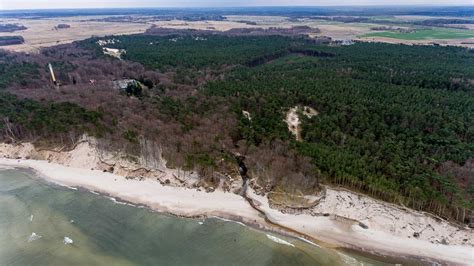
[285,106,318,141]
[102,47,125,59]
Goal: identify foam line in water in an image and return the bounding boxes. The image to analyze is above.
[63,236,74,245]
[337,251,362,265]
[211,216,246,226]
[297,236,321,247]
[107,196,137,207]
[28,232,42,242]
[266,234,295,247]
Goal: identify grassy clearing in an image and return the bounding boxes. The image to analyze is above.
[268,188,322,209]
[361,28,474,40]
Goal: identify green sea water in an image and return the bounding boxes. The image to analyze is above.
[0,168,392,266]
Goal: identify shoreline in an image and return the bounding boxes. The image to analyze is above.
[0,158,472,265]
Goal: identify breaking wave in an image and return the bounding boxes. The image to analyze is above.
[63,236,73,245]
[212,216,246,227]
[338,251,363,265]
[297,237,321,247]
[28,232,42,242]
[107,196,137,207]
[266,234,295,247]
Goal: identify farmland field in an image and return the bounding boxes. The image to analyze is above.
[362,28,474,40]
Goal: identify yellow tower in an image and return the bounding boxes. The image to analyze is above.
[48,63,57,85]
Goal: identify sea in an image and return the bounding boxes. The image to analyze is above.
[0,167,396,265]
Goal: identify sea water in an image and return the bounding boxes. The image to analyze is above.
[0,168,393,265]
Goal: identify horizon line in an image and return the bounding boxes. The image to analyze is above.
[1,4,473,11]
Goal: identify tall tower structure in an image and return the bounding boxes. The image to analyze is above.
[48,63,57,85]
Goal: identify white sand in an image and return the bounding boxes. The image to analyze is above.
[0,157,473,265]
[285,106,318,141]
[0,158,259,221]
[247,188,474,265]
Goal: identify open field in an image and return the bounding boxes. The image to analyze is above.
[227,15,474,46]
[1,14,473,53]
[0,16,261,52]
[226,15,376,39]
[152,19,257,31]
[362,28,474,40]
[447,24,474,30]
[360,37,474,48]
[0,15,373,53]
[0,16,150,53]
[394,15,474,21]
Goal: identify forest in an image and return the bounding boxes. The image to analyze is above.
[1,34,473,223]
[0,51,38,88]
[0,92,105,144]
[205,48,473,221]
[81,34,305,70]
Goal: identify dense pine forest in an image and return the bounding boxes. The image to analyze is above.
[1,34,473,223]
[83,35,302,70]
[205,46,473,220]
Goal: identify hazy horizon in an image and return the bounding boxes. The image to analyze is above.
[1,0,473,11]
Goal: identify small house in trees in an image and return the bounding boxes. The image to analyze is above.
[112,79,143,97]
[113,79,138,91]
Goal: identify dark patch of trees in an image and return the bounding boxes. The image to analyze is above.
[0,52,39,88]
[0,92,105,144]
[414,18,474,26]
[54,24,71,30]
[0,36,24,46]
[0,24,27,32]
[124,82,143,98]
[81,34,303,70]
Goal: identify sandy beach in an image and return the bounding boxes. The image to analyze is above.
[0,157,472,265]
[0,141,473,265]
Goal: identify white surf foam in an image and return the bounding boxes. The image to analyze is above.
[337,251,362,265]
[63,236,73,245]
[297,236,321,247]
[107,196,137,207]
[27,232,42,242]
[211,216,246,227]
[266,234,295,247]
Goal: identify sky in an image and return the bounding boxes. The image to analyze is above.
[1,0,473,10]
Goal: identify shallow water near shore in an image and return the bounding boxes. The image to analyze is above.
[0,168,393,265]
